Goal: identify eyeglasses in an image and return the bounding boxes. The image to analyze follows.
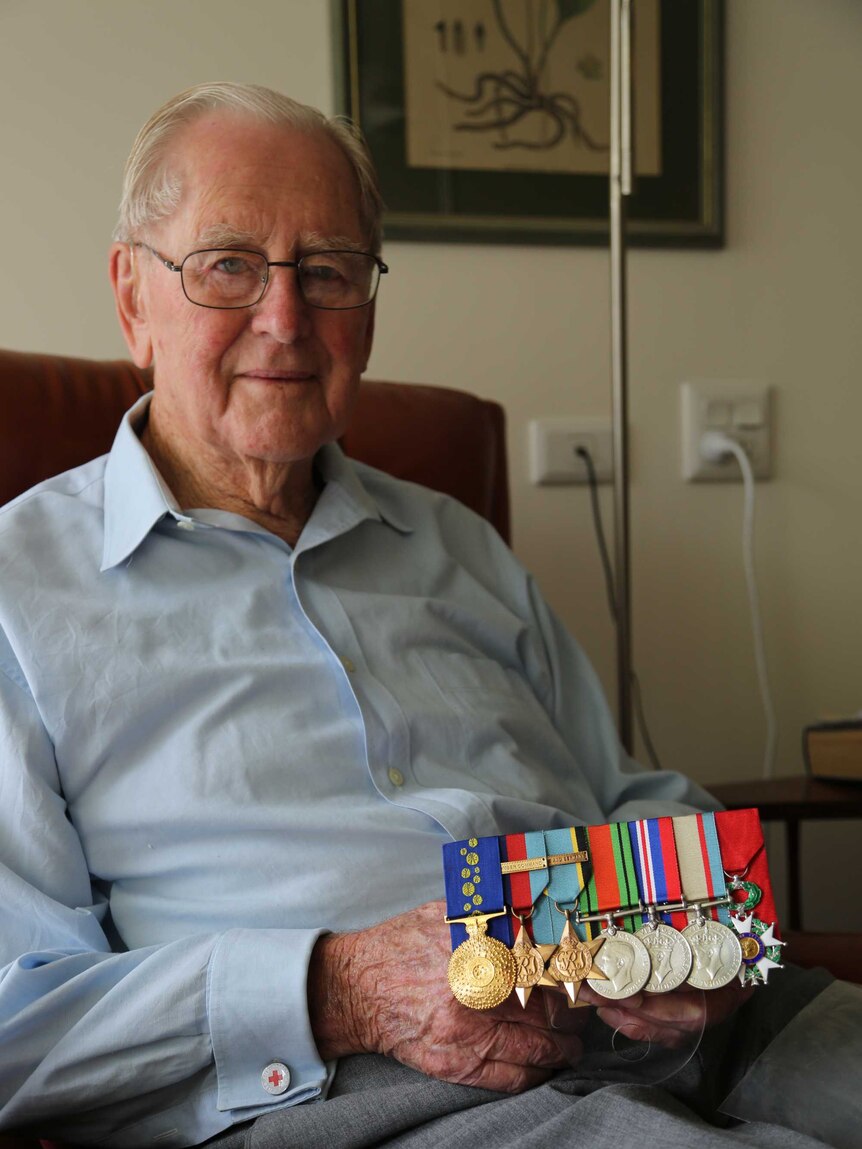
[135,244,388,311]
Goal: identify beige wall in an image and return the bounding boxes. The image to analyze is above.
[1,0,859,930]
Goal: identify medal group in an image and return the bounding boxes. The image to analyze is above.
[442,808,785,1011]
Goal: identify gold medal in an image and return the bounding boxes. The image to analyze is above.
[511,921,546,1008]
[549,917,607,1004]
[739,935,761,960]
[447,913,517,1010]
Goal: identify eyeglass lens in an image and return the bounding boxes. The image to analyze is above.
[180,249,380,310]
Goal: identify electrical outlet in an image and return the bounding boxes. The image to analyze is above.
[681,380,772,482]
[528,418,613,485]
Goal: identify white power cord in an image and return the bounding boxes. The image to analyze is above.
[699,432,777,778]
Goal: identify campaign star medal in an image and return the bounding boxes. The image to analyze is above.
[447,911,517,1010]
[731,912,785,986]
[510,919,547,1008]
[549,917,607,1004]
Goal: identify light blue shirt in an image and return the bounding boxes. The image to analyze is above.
[0,395,716,1146]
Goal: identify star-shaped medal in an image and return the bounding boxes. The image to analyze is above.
[511,921,548,1008]
[731,912,785,986]
[547,919,607,1004]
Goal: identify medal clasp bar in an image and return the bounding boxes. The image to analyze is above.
[445,908,508,936]
[682,895,731,923]
[500,851,588,875]
[647,894,731,917]
[573,903,641,929]
[570,895,731,926]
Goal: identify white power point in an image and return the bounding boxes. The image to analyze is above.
[528,417,613,485]
[681,380,772,482]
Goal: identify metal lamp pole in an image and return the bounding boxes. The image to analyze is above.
[609,0,635,753]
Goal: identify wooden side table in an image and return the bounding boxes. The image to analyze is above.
[706,775,862,930]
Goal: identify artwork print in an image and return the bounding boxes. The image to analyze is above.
[337,0,724,246]
[403,0,660,176]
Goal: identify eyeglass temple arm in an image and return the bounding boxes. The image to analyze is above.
[134,243,182,273]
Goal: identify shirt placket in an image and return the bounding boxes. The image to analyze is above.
[289,554,413,805]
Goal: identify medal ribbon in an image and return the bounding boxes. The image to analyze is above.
[628,816,687,930]
[715,807,778,926]
[542,826,591,944]
[581,821,640,940]
[673,813,731,924]
[502,830,553,944]
[442,835,512,950]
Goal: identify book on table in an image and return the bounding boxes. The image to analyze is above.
[803,717,862,781]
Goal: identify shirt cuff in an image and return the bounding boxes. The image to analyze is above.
[207,927,328,1113]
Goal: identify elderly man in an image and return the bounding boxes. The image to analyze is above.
[0,83,857,1149]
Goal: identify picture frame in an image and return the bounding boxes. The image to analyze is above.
[334,0,724,248]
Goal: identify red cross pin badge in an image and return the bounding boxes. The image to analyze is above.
[261,1061,290,1095]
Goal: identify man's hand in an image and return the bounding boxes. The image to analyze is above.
[309,900,579,1093]
[578,977,752,1048]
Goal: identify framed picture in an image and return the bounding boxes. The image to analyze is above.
[334,0,724,247]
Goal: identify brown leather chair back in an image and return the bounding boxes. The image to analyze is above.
[0,348,510,542]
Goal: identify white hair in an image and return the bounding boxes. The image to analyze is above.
[113,81,384,253]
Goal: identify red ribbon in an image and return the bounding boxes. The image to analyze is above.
[715,807,779,929]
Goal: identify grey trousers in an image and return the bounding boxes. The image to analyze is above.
[210,967,861,1149]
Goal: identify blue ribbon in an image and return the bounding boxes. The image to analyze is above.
[442,835,512,949]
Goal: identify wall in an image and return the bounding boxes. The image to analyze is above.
[1,0,859,930]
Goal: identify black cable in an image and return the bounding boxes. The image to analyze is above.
[576,448,618,623]
[630,669,664,774]
[575,446,664,772]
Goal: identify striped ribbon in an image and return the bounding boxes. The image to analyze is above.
[542,826,591,944]
[581,821,640,940]
[502,830,554,944]
[442,835,512,949]
[628,816,688,929]
[672,813,731,925]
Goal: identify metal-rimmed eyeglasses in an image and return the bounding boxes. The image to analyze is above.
[135,243,388,311]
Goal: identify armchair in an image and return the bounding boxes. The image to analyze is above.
[0,348,509,537]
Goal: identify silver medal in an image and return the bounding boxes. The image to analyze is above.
[586,929,651,999]
[682,919,743,989]
[635,921,693,993]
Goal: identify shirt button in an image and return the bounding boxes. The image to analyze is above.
[388,767,405,787]
[340,656,357,674]
[175,518,195,531]
[261,1062,290,1095]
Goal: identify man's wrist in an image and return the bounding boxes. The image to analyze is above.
[308,931,374,1060]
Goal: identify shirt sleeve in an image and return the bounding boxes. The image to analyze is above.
[523,574,722,822]
[0,661,328,1149]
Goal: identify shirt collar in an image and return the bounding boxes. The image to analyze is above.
[313,442,413,537]
[101,393,412,571]
[101,394,180,571]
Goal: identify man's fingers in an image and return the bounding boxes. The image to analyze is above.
[476,1017,572,1071]
[493,990,549,1026]
[595,1006,693,1048]
[592,980,752,1047]
[462,1015,581,1093]
[577,983,643,1011]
